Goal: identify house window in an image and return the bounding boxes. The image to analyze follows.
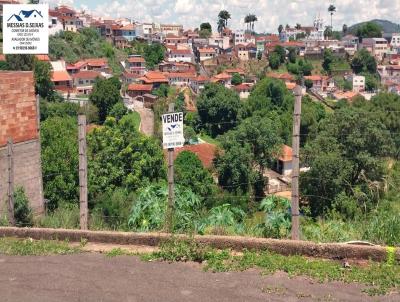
[79,80,84,85]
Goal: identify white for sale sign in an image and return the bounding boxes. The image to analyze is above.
[2,4,49,54]
[162,112,184,149]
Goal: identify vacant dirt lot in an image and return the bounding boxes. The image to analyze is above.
[0,253,398,302]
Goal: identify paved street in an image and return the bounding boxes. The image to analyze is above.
[0,253,398,302]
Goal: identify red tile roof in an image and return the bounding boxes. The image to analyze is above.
[127,57,145,63]
[279,145,293,162]
[234,83,252,91]
[166,72,197,79]
[199,48,216,54]
[85,58,108,67]
[225,68,245,75]
[140,71,169,84]
[170,49,192,55]
[72,71,102,79]
[67,60,87,70]
[51,71,72,82]
[35,55,50,62]
[195,75,210,82]
[266,72,295,81]
[123,72,141,79]
[127,84,153,91]
[121,24,135,30]
[213,72,231,80]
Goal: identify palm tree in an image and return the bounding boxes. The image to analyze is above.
[218,10,231,27]
[250,14,258,32]
[217,18,226,36]
[328,4,336,30]
[278,24,283,34]
[295,23,301,30]
[244,14,251,31]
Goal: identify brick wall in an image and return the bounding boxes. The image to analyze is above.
[0,71,44,216]
[0,71,39,147]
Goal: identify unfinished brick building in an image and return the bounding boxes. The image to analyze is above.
[0,71,44,215]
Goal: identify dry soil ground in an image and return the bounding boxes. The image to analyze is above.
[0,252,399,302]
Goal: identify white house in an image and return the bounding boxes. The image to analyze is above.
[167,48,193,63]
[199,48,216,61]
[351,75,365,92]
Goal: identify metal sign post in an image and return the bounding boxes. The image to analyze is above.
[162,105,184,232]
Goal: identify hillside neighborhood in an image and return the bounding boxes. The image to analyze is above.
[0,1,400,300]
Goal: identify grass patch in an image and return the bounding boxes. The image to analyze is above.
[199,133,221,147]
[131,110,141,131]
[143,238,400,296]
[0,237,80,256]
[105,248,135,257]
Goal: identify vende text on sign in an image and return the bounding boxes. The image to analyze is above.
[162,112,184,149]
[2,4,49,54]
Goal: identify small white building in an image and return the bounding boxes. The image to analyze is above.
[199,48,216,61]
[351,75,365,92]
[167,49,193,63]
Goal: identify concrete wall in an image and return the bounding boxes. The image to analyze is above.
[0,140,44,216]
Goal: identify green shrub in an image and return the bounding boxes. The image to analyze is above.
[14,187,33,227]
[362,210,400,246]
[128,183,203,232]
[259,196,291,238]
[38,203,79,229]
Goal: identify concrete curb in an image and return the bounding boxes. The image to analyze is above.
[0,227,398,262]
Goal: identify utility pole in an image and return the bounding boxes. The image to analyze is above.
[78,115,88,230]
[291,85,302,240]
[166,103,175,233]
[7,138,15,226]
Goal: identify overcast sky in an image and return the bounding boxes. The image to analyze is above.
[44,0,399,33]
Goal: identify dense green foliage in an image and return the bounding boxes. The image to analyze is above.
[87,114,166,200]
[41,117,79,210]
[132,41,166,69]
[230,73,243,85]
[13,187,33,227]
[174,151,217,207]
[89,77,122,123]
[351,49,377,74]
[354,22,383,40]
[197,83,241,137]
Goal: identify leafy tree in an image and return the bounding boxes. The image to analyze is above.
[217,18,226,35]
[199,29,212,39]
[328,4,336,31]
[175,151,217,206]
[300,107,394,217]
[107,76,122,90]
[214,143,254,194]
[87,114,166,199]
[197,83,241,137]
[89,77,122,123]
[231,73,243,85]
[355,22,383,40]
[41,117,79,210]
[351,49,377,74]
[274,45,286,63]
[5,54,35,70]
[244,77,294,115]
[268,52,280,69]
[143,43,165,69]
[34,61,55,101]
[14,187,33,227]
[200,22,212,32]
[153,84,169,98]
[304,79,313,89]
[218,10,231,27]
[40,100,80,121]
[360,72,379,92]
[109,101,129,121]
[174,92,186,116]
[288,47,297,63]
[322,48,334,73]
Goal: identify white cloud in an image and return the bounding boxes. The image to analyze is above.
[59,0,400,33]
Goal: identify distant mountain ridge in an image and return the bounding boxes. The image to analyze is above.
[349,19,400,34]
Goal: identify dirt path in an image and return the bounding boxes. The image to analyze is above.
[0,253,398,302]
[137,107,154,136]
